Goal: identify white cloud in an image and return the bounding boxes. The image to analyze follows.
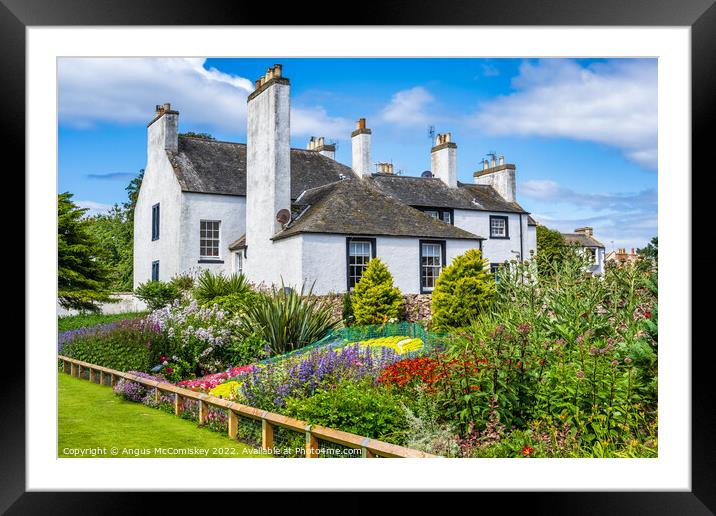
[522,179,657,249]
[473,59,658,169]
[58,58,349,137]
[291,105,352,138]
[380,86,435,126]
[520,180,657,212]
[75,200,113,217]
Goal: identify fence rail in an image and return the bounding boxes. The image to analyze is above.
[58,355,435,459]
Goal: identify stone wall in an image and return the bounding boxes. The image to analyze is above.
[315,293,433,324]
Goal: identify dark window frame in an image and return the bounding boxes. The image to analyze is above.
[419,239,446,294]
[151,203,160,241]
[200,219,221,259]
[416,207,454,225]
[490,215,510,239]
[151,260,159,282]
[346,237,377,291]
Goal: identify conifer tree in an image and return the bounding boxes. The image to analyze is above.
[352,258,403,325]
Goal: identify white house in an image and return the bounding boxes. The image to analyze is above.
[134,64,537,294]
[562,227,606,275]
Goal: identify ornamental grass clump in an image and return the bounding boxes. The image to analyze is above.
[236,281,339,356]
[352,258,404,325]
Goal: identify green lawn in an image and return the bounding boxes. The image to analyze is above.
[58,311,148,332]
[58,373,262,458]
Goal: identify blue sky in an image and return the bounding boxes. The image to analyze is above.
[58,57,657,250]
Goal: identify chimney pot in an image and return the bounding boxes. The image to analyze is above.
[274,64,282,77]
[357,118,366,130]
[499,155,504,165]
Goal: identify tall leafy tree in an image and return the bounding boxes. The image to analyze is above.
[58,192,114,311]
[637,236,658,262]
[536,225,567,272]
[86,169,143,290]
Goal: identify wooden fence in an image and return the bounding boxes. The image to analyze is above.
[57,355,435,459]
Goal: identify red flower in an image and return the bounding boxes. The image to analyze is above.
[160,355,167,362]
[644,311,652,319]
[522,445,534,457]
[165,367,174,374]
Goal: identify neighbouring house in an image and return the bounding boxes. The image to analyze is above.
[606,247,641,266]
[134,64,537,294]
[561,227,606,275]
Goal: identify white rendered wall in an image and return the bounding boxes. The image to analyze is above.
[178,192,246,276]
[133,118,184,288]
[296,233,481,295]
[454,210,530,265]
[245,80,292,287]
[527,225,537,261]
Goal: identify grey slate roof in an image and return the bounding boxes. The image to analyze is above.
[274,178,483,241]
[562,233,605,248]
[368,173,528,213]
[168,137,357,199]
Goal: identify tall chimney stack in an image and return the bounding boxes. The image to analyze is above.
[473,155,517,203]
[431,132,457,188]
[307,136,336,160]
[147,102,179,153]
[245,64,291,282]
[351,118,372,178]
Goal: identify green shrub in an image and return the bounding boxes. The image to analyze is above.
[61,320,164,372]
[210,292,259,315]
[193,270,253,305]
[284,380,408,444]
[352,258,404,325]
[341,291,354,326]
[134,280,181,311]
[431,249,495,331]
[170,273,195,292]
[220,334,267,366]
[58,311,147,333]
[236,282,339,355]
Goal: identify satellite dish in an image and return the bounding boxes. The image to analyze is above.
[276,209,291,225]
[421,170,433,178]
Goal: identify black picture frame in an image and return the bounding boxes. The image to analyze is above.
[7,0,713,512]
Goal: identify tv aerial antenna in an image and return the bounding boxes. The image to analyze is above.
[428,125,435,144]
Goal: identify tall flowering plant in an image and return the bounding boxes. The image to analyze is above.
[146,299,236,376]
[240,344,401,410]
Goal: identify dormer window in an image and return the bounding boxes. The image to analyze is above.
[418,207,453,225]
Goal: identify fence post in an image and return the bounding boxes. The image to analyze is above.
[88,368,95,383]
[228,410,238,439]
[261,419,273,452]
[305,426,318,458]
[78,365,84,378]
[154,387,161,403]
[198,399,208,425]
[362,447,375,458]
[70,363,77,377]
[111,374,118,387]
[174,394,182,416]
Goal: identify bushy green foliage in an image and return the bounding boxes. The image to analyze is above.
[431,249,495,331]
[61,320,163,372]
[236,282,339,355]
[210,292,258,315]
[134,280,182,311]
[83,170,143,291]
[439,252,658,457]
[193,270,254,307]
[352,258,404,325]
[170,274,195,293]
[58,192,114,312]
[221,334,266,366]
[341,291,354,326]
[284,380,408,444]
[535,224,568,272]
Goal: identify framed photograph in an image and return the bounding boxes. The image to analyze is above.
[8,0,714,511]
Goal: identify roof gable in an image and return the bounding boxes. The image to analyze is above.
[274,178,482,241]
